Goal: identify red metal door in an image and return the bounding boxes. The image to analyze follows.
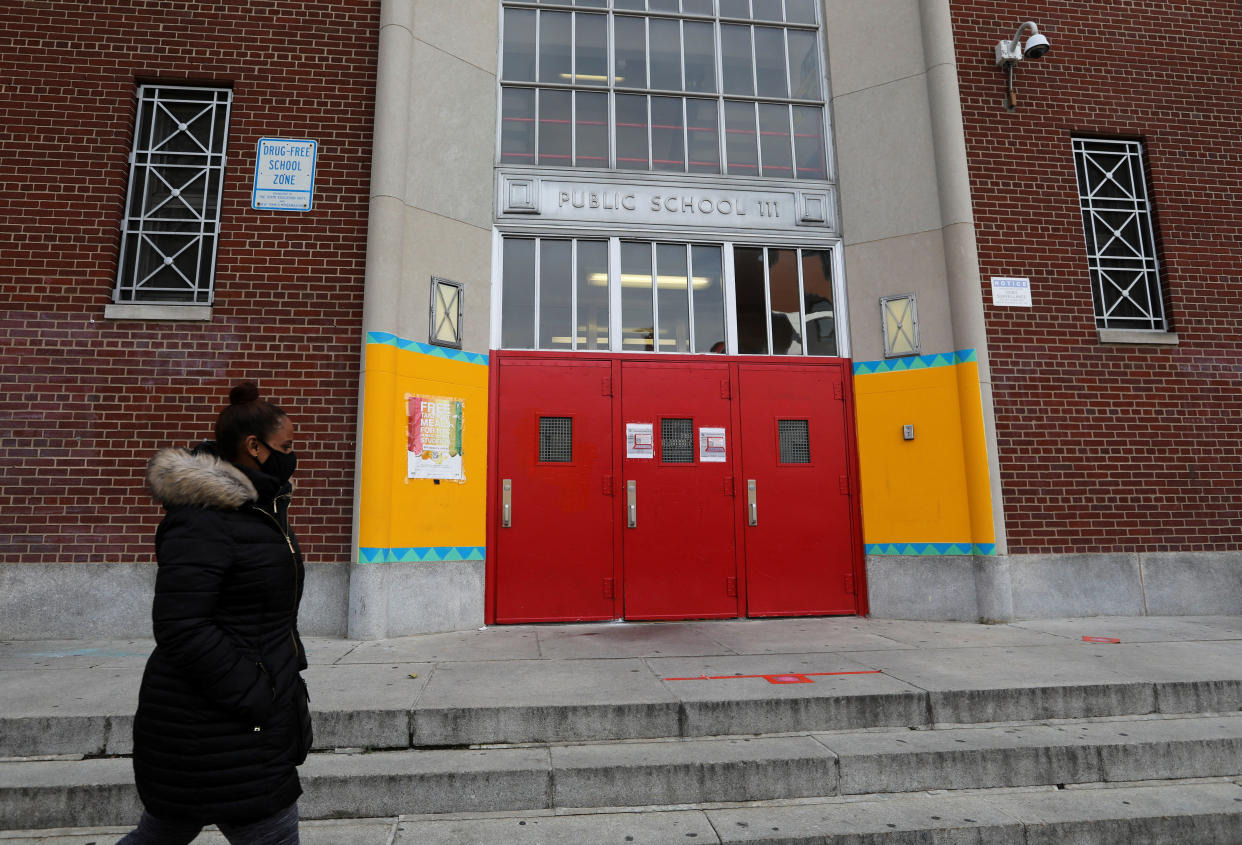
[621,362,738,620]
[493,359,615,622]
[738,363,859,615]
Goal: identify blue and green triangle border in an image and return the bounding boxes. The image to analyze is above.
[359,546,486,563]
[853,348,976,376]
[366,331,489,367]
[865,542,997,556]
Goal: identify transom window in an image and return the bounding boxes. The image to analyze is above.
[114,85,231,304]
[500,1,827,178]
[500,237,837,356]
[1072,137,1166,331]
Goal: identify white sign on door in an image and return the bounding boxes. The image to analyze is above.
[626,423,654,459]
[699,427,727,463]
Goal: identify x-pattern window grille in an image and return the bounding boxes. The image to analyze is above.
[430,277,464,348]
[880,294,918,358]
[1072,138,1165,331]
[114,85,231,304]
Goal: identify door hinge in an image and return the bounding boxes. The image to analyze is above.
[726,576,738,597]
[603,577,615,599]
[839,475,850,495]
[720,379,731,399]
[602,475,614,496]
[723,476,734,496]
[602,376,613,396]
[844,572,855,594]
[832,380,844,400]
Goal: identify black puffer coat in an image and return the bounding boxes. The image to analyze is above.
[133,446,310,825]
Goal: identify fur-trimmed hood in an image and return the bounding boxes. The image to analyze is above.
[146,448,258,509]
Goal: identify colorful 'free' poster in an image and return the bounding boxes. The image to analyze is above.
[407,395,465,481]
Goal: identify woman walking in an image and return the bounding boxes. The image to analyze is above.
[120,382,311,844]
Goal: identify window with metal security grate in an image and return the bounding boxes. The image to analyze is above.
[1071,137,1165,332]
[778,418,809,463]
[114,85,232,305]
[539,416,574,462]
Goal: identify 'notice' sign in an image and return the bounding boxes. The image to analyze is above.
[990,276,1032,307]
[252,138,318,211]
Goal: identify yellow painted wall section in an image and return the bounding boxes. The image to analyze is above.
[358,337,489,555]
[955,361,995,546]
[853,357,993,549]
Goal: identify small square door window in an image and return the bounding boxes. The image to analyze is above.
[778,419,810,464]
[539,416,573,462]
[661,418,695,463]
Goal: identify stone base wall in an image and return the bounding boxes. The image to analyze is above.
[867,552,1242,623]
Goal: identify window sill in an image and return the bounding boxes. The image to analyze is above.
[104,304,212,322]
[1097,329,1178,346]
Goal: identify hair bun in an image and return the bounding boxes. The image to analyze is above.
[229,381,261,405]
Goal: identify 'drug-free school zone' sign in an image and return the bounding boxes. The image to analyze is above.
[252,138,318,211]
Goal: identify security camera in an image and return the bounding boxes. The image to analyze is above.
[1023,32,1050,59]
[994,21,1050,66]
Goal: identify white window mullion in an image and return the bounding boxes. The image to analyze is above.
[532,236,542,349]
[608,237,622,353]
[650,241,660,352]
[763,247,773,353]
[722,242,738,354]
[570,239,579,350]
[686,242,696,353]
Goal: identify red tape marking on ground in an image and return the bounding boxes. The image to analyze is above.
[1082,636,1121,644]
[663,670,883,684]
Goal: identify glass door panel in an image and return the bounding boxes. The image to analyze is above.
[656,243,690,352]
[577,240,610,350]
[734,246,768,354]
[691,245,725,353]
[621,241,655,351]
[767,248,802,355]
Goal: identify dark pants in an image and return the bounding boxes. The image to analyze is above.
[117,802,299,845]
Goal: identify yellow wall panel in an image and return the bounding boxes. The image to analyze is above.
[853,352,994,552]
[358,335,489,559]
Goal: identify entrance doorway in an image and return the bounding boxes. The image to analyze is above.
[487,353,864,623]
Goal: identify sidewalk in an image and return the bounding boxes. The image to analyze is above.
[3,614,1242,843]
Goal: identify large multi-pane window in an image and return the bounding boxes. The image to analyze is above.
[500,0,827,178]
[114,85,231,304]
[1072,137,1166,331]
[501,238,837,355]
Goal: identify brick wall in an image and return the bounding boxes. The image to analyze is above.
[0,1,378,566]
[950,1,1242,553]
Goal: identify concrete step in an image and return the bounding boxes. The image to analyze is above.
[3,781,1242,844]
[3,674,1240,759]
[3,713,1241,830]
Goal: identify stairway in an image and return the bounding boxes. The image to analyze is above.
[3,673,1242,841]
[4,618,1242,842]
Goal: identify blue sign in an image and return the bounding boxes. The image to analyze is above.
[252,138,318,211]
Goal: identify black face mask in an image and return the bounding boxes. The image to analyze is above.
[260,441,298,483]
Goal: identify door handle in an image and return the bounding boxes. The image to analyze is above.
[627,480,637,528]
[502,479,512,528]
[747,479,758,526]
